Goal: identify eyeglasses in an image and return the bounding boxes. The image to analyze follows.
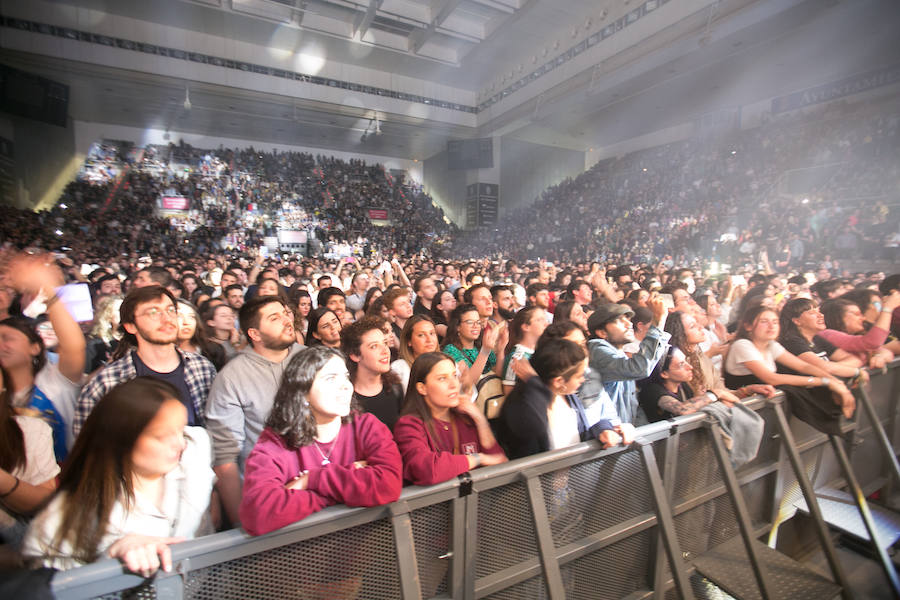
[138,306,178,321]
[461,319,482,327]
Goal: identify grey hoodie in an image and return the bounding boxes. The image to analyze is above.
[205,344,304,472]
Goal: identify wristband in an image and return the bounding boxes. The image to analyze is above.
[705,391,718,403]
[820,377,830,387]
[472,453,482,468]
[0,476,20,499]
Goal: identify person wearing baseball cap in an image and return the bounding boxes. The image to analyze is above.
[578,297,670,426]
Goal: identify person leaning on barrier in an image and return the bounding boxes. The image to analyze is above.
[393,352,507,486]
[22,377,215,575]
[495,338,629,460]
[239,346,402,536]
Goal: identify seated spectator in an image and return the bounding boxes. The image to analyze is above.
[724,306,855,428]
[580,299,670,425]
[23,377,215,574]
[306,307,342,349]
[176,300,226,371]
[501,307,548,395]
[393,352,507,486]
[74,287,216,436]
[0,367,58,546]
[639,347,735,422]
[390,315,439,393]
[495,339,625,460]
[442,304,507,397]
[819,292,899,369]
[239,347,402,536]
[778,298,868,382]
[342,317,404,430]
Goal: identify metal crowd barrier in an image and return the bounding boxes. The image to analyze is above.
[51,360,900,600]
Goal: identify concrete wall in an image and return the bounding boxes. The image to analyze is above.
[423,148,466,226]
[0,113,80,210]
[499,137,583,217]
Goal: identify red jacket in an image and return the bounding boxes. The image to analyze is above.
[393,414,505,486]
[240,412,402,536]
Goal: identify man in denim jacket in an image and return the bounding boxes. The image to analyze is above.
[580,299,670,426]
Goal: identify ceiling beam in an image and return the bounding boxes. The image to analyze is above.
[468,0,516,15]
[353,0,384,37]
[410,0,463,53]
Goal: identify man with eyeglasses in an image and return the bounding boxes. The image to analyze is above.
[73,287,217,436]
[205,295,304,526]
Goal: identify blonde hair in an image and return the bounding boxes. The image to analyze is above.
[90,295,124,344]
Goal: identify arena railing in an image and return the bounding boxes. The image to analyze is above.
[50,359,900,600]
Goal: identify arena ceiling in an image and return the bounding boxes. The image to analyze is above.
[1,0,898,160]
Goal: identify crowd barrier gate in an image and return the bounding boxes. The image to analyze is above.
[50,360,900,600]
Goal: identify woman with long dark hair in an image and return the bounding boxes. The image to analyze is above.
[778,298,867,382]
[239,346,402,536]
[430,289,457,341]
[305,307,342,348]
[393,352,506,486]
[176,299,226,371]
[23,377,215,574]
[442,304,506,396]
[818,292,899,368]
[724,305,856,430]
[496,339,624,459]
[0,367,58,545]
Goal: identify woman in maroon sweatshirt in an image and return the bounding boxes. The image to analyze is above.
[239,346,402,536]
[393,352,507,486]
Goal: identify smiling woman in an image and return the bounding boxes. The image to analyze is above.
[239,347,402,536]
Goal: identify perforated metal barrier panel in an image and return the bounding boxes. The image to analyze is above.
[51,361,900,600]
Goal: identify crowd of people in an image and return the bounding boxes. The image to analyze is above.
[0,95,898,586]
[470,96,900,268]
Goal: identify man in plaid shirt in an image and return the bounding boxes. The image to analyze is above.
[73,286,216,437]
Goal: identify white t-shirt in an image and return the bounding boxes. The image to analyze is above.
[0,416,61,531]
[725,339,785,376]
[391,359,411,394]
[24,426,215,570]
[35,363,82,450]
[547,395,580,450]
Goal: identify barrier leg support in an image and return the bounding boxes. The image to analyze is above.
[770,399,852,600]
[828,434,900,597]
[705,420,774,599]
[856,385,900,488]
[637,439,695,600]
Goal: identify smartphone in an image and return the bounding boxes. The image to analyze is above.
[659,293,675,312]
[731,275,747,286]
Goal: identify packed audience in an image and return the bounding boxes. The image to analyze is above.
[0,96,899,582]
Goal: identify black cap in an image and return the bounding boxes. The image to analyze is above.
[587,303,634,334]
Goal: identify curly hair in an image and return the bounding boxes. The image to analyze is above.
[265,346,359,449]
